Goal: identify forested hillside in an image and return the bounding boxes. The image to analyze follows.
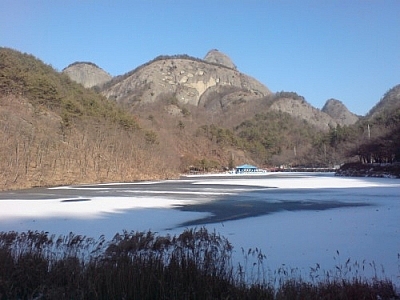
[1,47,398,190]
[0,48,178,191]
[350,86,400,164]
[332,85,400,177]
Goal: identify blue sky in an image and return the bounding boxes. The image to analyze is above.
[1,1,399,115]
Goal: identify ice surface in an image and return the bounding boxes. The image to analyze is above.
[0,173,399,285]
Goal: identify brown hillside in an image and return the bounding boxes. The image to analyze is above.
[3,47,397,192]
[367,84,400,119]
[0,48,179,191]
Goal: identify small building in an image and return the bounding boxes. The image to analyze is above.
[235,164,259,174]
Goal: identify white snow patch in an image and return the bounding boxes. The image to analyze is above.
[0,173,399,286]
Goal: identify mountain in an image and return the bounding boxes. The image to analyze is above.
[321,98,359,126]
[0,47,177,191]
[268,92,337,130]
[62,62,112,88]
[334,84,400,169]
[64,50,349,131]
[61,50,362,168]
[366,84,400,119]
[99,50,271,109]
[2,47,398,191]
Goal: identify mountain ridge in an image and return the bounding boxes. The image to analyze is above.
[2,46,398,191]
[366,84,400,119]
[99,50,271,109]
[62,50,358,129]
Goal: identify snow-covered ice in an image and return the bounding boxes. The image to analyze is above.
[0,173,399,285]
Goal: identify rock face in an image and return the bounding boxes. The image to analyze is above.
[269,96,337,130]
[62,62,112,88]
[61,50,367,132]
[204,49,237,69]
[322,99,359,125]
[101,50,271,108]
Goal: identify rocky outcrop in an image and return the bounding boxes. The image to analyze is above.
[269,96,337,130]
[198,85,259,111]
[62,62,112,88]
[62,50,370,132]
[204,49,237,69]
[322,99,359,126]
[101,50,271,108]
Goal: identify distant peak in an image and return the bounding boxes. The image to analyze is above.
[62,61,101,71]
[204,49,236,70]
[322,98,359,126]
[325,98,343,104]
[62,61,112,88]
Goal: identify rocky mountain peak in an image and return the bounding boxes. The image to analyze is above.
[204,49,237,70]
[62,62,112,88]
[101,51,270,108]
[269,93,337,130]
[321,98,359,126]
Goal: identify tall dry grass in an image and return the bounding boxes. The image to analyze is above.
[0,229,398,299]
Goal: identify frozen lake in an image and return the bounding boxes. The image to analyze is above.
[0,172,399,285]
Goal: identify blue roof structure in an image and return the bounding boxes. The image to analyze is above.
[236,164,258,169]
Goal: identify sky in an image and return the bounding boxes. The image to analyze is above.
[1,0,399,116]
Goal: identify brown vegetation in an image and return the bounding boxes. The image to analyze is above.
[336,162,400,178]
[1,47,399,190]
[0,48,179,191]
[0,229,397,299]
[0,94,179,190]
